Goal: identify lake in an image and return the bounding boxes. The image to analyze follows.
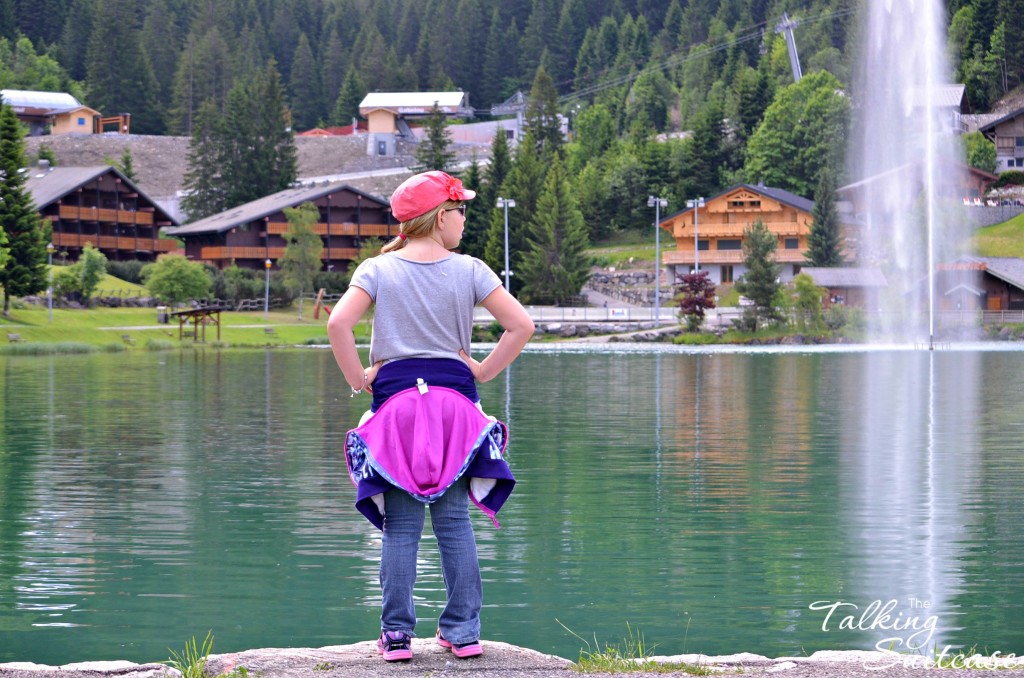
[1,345,1023,664]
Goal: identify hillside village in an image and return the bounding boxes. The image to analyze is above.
[3,0,1024,334]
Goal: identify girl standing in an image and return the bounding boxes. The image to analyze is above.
[327,171,534,662]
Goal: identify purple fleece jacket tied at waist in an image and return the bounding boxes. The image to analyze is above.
[345,383,515,530]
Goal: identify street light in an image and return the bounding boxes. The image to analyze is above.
[47,242,55,323]
[264,259,272,320]
[496,197,516,291]
[648,196,668,327]
[686,197,705,273]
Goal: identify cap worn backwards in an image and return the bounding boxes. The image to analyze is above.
[390,171,476,222]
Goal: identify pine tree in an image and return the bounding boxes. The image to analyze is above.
[483,132,548,292]
[288,32,321,130]
[459,156,486,260]
[735,219,783,330]
[213,60,297,209]
[181,99,228,221]
[414,103,455,172]
[85,0,163,134]
[0,97,48,316]
[517,156,591,305]
[168,28,234,135]
[523,66,563,157]
[805,166,844,267]
[331,67,364,126]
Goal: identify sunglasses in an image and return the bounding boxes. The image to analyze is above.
[445,205,468,216]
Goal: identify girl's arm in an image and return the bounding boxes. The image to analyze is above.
[459,286,534,383]
[327,286,379,392]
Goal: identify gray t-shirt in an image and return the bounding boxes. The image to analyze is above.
[350,252,502,363]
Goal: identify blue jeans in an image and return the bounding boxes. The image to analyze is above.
[380,476,482,644]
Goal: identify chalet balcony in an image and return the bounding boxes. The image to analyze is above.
[53,231,178,252]
[672,221,809,238]
[265,221,396,237]
[663,249,809,265]
[199,246,360,261]
[58,204,155,225]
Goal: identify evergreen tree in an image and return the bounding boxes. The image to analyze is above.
[805,166,844,267]
[168,28,234,135]
[331,67,364,126]
[59,0,96,81]
[288,32,321,130]
[181,99,227,221]
[279,201,323,319]
[0,97,48,316]
[219,61,298,208]
[142,0,182,109]
[523,66,563,157]
[320,28,348,108]
[459,156,486,259]
[735,219,783,330]
[85,0,163,134]
[414,103,455,172]
[483,132,548,292]
[118,147,137,182]
[518,156,591,305]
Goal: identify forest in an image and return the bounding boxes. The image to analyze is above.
[1,0,1023,303]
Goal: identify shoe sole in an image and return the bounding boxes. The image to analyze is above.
[378,647,413,662]
[436,632,482,658]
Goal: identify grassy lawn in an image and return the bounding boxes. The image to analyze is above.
[971,212,1024,258]
[589,232,658,268]
[0,302,368,349]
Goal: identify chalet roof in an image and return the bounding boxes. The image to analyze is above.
[2,89,83,114]
[165,182,388,236]
[837,160,997,194]
[963,256,1024,291]
[910,84,967,110]
[25,165,179,226]
[359,91,467,115]
[662,183,814,222]
[978,106,1024,135]
[802,267,888,288]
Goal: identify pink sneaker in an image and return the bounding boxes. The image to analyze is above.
[436,628,483,658]
[377,631,413,662]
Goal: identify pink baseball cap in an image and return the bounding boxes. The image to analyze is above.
[390,171,476,222]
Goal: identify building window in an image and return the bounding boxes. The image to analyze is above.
[697,239,709,251]
[721,265,734,283]
[785,238,799,249]
[1017,137,1024,148]
[718,239,742,250]
[377,140,387,155]
[77,117,86,126]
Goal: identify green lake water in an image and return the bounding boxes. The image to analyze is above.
[1,346,1023,664]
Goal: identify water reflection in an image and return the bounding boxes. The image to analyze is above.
[1,348,1022,665]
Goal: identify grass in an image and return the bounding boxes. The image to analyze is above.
[165,631,214,678]
[971,212,1024,258]
[559,621,711,675]
[0,302,369,349]
[589,232,658,268]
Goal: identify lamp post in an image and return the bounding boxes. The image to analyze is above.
[686,197,705,273]
[47,242,55,323]
[496,197,516,291]
[264,259,272,321]
[648,196,668,327]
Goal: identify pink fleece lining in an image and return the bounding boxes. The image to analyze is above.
[353,385,502,498]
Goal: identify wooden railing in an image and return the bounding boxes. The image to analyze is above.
[200,246,360,261]
[58,205,154,225]
[52,232,178,252]
[663,249,807,265]
[673,221,808,238]
[266,221,394,237]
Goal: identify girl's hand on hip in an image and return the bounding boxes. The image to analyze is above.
[365,361,384,393]
[459,349,484,382]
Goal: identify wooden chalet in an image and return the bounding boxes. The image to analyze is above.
[935,257,1024,311]
[978,106,1024,172]
[802,267,888,309]
[26,164,179,262]
[2,89,106,136]
[164,183,392,272]
[658,184,815,285]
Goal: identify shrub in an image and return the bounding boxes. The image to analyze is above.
[106,260,147,284]
[993,170,1024,188]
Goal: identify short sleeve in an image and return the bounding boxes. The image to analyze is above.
[471,257,502,305]
[349,257,379,301]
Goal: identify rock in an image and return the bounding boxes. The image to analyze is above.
[558,325,577,338]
